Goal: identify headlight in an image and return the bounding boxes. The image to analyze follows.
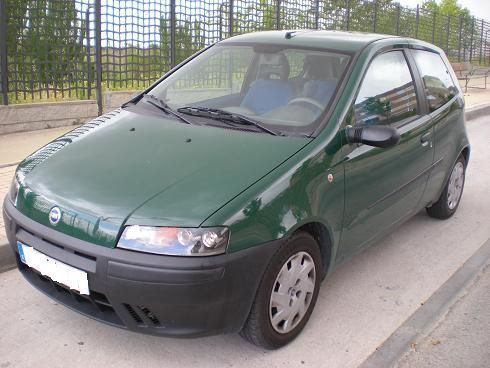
[117,226,230,256]
[9,176,20,206]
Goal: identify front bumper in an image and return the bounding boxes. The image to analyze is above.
[3,197,282,337]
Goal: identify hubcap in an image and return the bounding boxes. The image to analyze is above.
[447,161,464,210]
[269,251,316,334]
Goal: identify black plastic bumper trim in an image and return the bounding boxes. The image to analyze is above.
[3,195,284,337]
[107,260,225,284]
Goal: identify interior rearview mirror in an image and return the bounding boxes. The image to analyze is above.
[345,125,400,148]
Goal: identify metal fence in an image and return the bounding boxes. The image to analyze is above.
[1,0,490,111]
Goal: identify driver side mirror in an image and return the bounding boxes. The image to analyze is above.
[345,125,400,148]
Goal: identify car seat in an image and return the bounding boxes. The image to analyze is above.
[241,54,295,114]
[300,54,341,106]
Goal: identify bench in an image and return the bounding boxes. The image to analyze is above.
[451,62,488,92]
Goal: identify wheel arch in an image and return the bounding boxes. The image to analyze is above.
[293,221,334,278]
[461,145,470,167]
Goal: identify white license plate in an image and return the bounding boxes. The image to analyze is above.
[17,241,90,295]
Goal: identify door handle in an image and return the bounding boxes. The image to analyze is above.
[420,131,432,147]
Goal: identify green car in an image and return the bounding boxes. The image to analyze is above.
[3,31,469,349]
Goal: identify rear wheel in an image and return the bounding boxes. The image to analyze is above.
[240,231,322,349]
[427,155,466,219]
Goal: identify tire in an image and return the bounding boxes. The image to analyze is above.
[240,231,322,349]
[426,155,466,219]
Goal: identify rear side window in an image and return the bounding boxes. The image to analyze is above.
[355,51,418,126]
[411,50,458,112]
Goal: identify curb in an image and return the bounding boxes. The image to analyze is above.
[465,103,490,122]
[0,161,20,169]
[359,237,490,368]
[0,242,16,273]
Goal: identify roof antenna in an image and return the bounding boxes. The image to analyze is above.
[285,31,297,39]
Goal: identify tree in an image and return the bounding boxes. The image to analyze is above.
[6,0,85,95]
[160,17,205,66]
[421,0,474,61]
[321,0,395,33]
[423,0,470,17]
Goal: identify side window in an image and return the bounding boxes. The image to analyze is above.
[411,50,458,112]
[355,51,418,126]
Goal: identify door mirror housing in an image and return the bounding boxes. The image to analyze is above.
[346,125,400,148]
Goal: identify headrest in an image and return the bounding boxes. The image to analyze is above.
[257,53,290,80]
[303,54,343,80]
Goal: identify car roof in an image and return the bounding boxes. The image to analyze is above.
[221,30,402,53]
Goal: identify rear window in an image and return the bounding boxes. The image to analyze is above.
[411,50,458,112]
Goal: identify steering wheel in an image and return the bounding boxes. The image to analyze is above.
[288,97,324,110]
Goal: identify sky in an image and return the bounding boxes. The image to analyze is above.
[398,0,490,21]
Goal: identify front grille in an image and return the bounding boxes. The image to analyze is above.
[74,251,96,261]
[19,225,96,262]
[137,305,161,326]
[124,303,161,327]
[123,304,143,325]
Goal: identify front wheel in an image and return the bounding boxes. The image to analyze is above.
[240,231,322,349]
[427,155,466,219]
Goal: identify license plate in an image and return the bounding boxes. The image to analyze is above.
[17,241,90,295]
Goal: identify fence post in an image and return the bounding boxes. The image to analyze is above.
[415,4,420,39]
[276,0,281,30]
[396,5,400,36]
[94,0,102,116]
[469,16,475,62]
[445,15,450,55]
[85,7,92,100]
[228,0,234,37]
[0,0,8,105]
[373,0,378,33]
[479,19,484,64]
[458,15,463,62]
[487,24,490,65]
[218,4,223,40]
[432,11,436,43]
[314,0,320,30]
[346,0,350,31]
[170,0,176,67]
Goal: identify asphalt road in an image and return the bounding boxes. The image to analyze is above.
[0,116,489,368]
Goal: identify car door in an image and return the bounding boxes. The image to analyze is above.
[408,48,466,206]
[338,49,435,261]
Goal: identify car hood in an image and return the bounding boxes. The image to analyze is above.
[15,109,309,247]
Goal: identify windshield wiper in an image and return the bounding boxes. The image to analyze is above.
[177,106,281,136]
[142,94,192,125]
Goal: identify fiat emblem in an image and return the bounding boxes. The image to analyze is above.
[49,206,62,225]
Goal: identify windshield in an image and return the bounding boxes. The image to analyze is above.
[147,44,350,136]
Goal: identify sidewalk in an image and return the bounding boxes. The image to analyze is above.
[463,88,490,120]
[463,87,490,108]
[0,125,74,167]
[0,126,74,270]
[0,166,15,245]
